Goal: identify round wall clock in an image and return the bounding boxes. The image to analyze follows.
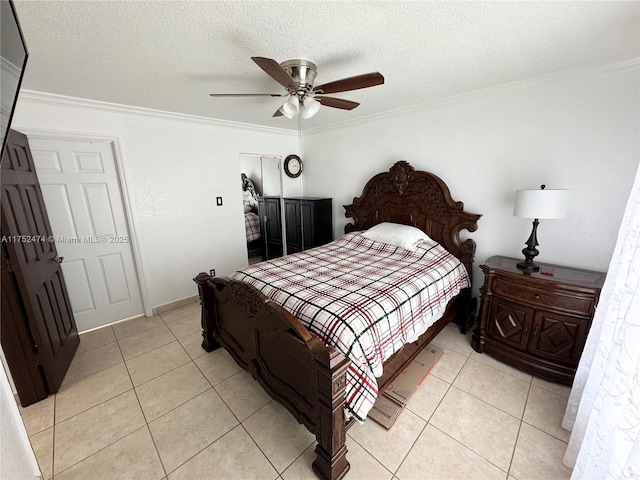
[284,154,303,178]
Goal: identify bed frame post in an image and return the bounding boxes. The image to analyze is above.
[313,348,351,480]
[194,273,221,352]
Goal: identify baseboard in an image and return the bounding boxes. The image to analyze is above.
[152,295,199,315]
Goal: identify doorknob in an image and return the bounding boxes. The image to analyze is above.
[54,256,64,263]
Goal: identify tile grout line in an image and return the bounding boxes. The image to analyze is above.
[391,346,471,477]
[191,352,239,391]
[160,312,201,327]
[118,327,177,361]
[145,387,225,477]
[165,424,245,477]
[52,425,150,479]
[405,376,454,424]
[345,428,397,478]
[279,443,314,479]
[54,387,133,427]
[428,423,511,477]
[72,325,116,356]
[117,330,170,479]
[239,420,284,476]
[127,348,193,389]
[390,415,429,477]
[113,319,166,342]
[449,356,534,418]
[456,349,533,384]
[398,368,458,477]
[506,379,533,478]
[157,304,201,324]
[446,384,524,422]
[58,347,124,389]
[521,420,571,445]
[209,370,253,424]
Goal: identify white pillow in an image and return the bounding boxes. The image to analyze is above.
[361,222,433,251]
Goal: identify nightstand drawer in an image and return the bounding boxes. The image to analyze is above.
[493,277,592,314]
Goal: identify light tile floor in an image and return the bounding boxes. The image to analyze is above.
[17,302,574,480]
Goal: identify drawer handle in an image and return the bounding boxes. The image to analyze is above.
[534,294,540,300]
[532,326,540,342]
[523,323,530,337]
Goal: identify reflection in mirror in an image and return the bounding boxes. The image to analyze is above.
[1,0,28,153]
[239,154,284,265]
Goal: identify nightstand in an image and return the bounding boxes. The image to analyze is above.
[472,256,606,385]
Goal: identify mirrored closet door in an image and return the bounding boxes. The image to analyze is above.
[239,154,284,264]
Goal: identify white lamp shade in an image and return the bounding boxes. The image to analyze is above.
[513,188,569,219]
[282,95,299,116]
[300,96,321,119]
[278,106,294,119]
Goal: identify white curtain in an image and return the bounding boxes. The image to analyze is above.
[562,162,640,479]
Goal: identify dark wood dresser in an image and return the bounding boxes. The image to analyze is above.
[472,256,606,385]
[284,197,332,254]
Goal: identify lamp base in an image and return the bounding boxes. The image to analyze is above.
[517,260,540,273]
[518,218,541,273]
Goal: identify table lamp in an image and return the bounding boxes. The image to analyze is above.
[513,185,569,272]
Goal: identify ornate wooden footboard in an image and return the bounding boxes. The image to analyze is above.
[194,274,350,479]
[195,161,480,480]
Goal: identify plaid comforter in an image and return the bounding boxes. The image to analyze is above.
[244,212,261,242]
[231,232,469,422]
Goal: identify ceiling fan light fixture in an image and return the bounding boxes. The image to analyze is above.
[300,96,321,119]
[282,94,299,116]
[278,106,295,119]
[210,57,384,120]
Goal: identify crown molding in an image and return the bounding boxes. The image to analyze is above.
[17,58,639,137]
[18,90,298,136]
[304,58,640,135]
[1,57,21,80]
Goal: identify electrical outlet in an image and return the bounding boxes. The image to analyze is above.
[210,269,216,277]
[216,197,223,206]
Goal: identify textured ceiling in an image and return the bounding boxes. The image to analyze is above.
[13,1,640,130]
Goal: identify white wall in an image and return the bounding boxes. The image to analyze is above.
[12,94,298,318]
[301,64,640,291]
[0,358,40,480]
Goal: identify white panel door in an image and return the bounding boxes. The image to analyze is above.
[29,138,144,331]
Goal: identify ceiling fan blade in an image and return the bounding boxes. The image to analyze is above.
[313,72,384,94]
[209,93,285,97]
[316,96,360,110]
[273,108,284,117]
[251,57,297,91]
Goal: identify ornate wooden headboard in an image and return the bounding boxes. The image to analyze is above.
[344,161,481,274]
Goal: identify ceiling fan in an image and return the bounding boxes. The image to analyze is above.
[209,57,384,119]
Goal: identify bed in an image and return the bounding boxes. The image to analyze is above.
[195,161,481,480]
